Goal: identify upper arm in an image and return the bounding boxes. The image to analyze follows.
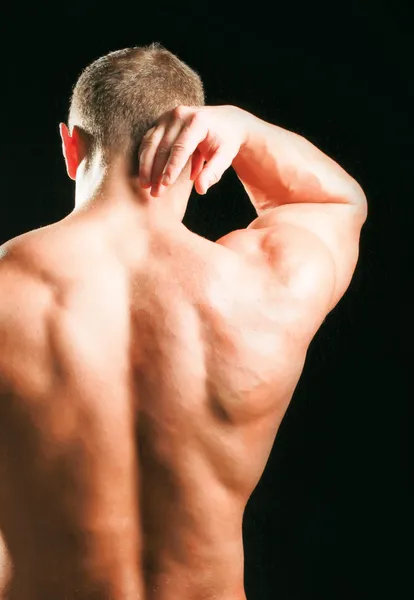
[216,199,367,343]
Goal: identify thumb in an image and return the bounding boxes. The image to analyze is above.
[197,149,233,194]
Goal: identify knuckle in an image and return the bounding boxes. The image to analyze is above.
[164,153,182,172]
[190,111,202,125]
[157,145,170,156]
[139,138,152,151]
[171,141,186,153]
[172,105,186,119]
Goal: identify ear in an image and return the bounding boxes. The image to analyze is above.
[59,123,85,180]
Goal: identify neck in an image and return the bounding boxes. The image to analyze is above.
[71,153,192,226]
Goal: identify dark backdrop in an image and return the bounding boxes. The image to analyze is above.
[0,1,410,599]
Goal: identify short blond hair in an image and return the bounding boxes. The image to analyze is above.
[68,42,205,163]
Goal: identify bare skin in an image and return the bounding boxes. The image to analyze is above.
[0,105,367,600]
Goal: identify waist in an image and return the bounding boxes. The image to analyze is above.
[5,545,246,600]
[6,573,246,600]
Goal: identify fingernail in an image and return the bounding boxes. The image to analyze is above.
[161,174,170,185]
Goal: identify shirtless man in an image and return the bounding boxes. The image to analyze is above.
[0,44,367,600]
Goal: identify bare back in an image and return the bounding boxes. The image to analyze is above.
[0,214,307,600]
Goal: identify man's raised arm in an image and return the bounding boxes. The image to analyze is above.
[230,107,367,217]
[218,108,368,336]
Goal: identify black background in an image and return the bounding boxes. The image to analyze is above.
[0,1,410,598]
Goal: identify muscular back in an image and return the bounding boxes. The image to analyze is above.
[0,214,307,600]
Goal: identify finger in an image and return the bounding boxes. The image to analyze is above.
[149,180,164,198]
[195,148,233,195]
[138,126,166,187]
[161,116,208,187]
[190,148,205,182]
[150,119,186,187]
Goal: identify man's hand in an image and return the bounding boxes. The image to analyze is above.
[138,105,251,196]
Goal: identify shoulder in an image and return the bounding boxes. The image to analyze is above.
[216,202,367,345]
[0,246,54,398]
[0,229,56,302]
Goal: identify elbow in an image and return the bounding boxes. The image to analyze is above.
[348,179,368,222]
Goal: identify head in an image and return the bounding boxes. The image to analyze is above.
[60,42,205,220]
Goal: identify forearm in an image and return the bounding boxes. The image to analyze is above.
[231,107,366,215]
